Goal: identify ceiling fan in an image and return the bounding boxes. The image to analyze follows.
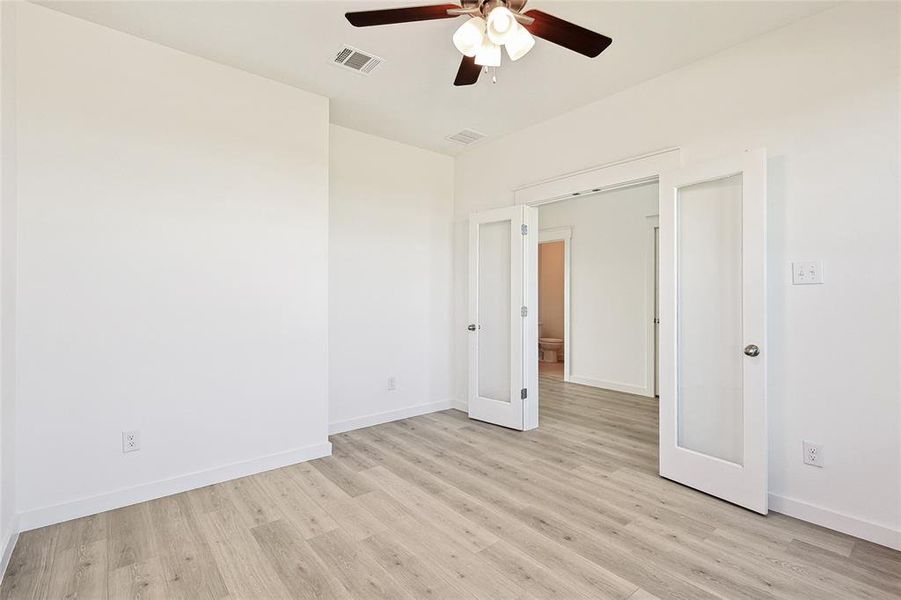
[345,1,612,86]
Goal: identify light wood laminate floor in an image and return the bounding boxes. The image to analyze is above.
[3,374,900,599]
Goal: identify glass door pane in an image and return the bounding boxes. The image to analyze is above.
[478,220,511,402]
[676,174,743,464]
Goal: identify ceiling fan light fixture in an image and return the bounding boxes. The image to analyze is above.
[486,6,517,45]
[343,3,613,87]
[453,17,487,57]
[474,39,501,67]
[504,23,535,61]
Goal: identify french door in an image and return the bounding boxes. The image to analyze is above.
[467,205,538,430]
[658,149,768,513]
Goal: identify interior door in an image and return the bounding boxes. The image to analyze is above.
[468,205,537,430]
[658,149,767,514]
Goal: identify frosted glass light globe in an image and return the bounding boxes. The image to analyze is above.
[474,39,501,67]
[453,17,487,57]
[486,6,517,45]
[505,23,535,61]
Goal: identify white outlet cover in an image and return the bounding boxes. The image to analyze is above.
[122,430,140,453]
[802,440,823,467]
[792,261,824,285]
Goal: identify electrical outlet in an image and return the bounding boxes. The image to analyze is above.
[803,441,823,467]
[122,430,140,453]
[792,261,824,285]
[387,376,397,391]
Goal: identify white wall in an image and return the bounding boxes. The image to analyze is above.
[454,3,900,548]
[329,125,454,433]
[539,182,658,394]
[14,3,331,529]
[0,0,19,568]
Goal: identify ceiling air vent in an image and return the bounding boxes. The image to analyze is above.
[445,129,486,145]
[333,45,384,75]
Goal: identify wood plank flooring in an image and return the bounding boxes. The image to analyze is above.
[3,372,900,599]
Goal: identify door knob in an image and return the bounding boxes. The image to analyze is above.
[744,344,760,357]
[467,324,477,331]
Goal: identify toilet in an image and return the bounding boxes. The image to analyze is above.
[538,322,563,363]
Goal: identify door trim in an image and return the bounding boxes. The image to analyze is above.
[646,215,659,397]
[514,148,681,206]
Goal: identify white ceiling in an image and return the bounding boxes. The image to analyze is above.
[39,0,836,155]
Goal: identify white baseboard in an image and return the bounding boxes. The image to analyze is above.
[18,441,332,533]
[0,517,20,584]
[769,493,901,551]
[329,400,453,435]
[451,399,467,413]
[568,374,653,397]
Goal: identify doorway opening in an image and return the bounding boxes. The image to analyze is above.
[538,240,566,381]
[537,181,660,400]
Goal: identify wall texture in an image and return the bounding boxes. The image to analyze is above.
[329,125,454,433]
[539,183,658,395]
[454,3,900,547]
[14,3,331,529]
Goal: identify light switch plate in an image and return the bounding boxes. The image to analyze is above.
[792,261,823,285]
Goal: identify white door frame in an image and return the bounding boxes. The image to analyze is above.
[516,147,682,409]
[646,215,660,397]
[538,227,572,382]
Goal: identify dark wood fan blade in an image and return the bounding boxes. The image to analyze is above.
[454,55,481,86]
[346,4,460,27]
[522,10,612,58]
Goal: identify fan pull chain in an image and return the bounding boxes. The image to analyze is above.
[480,65,498,84]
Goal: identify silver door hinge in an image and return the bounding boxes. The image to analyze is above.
[521,388,528,400]
[521,306,528,317]
[521,224,528,235]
